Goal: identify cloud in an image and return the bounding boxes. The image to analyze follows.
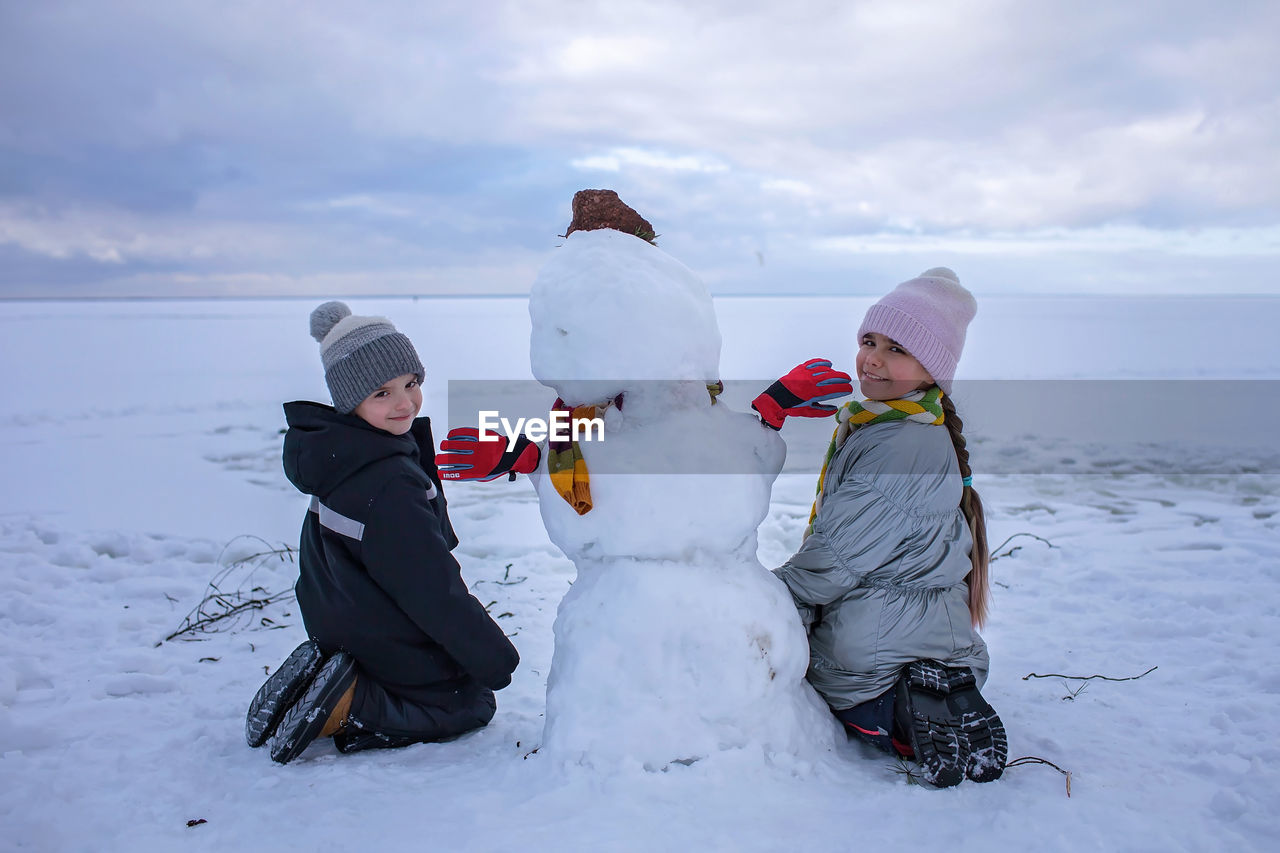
[554,35,666,75]
[497,0,1280,227]
[813,224,1280,258]
[1,0,1278,295]
[571,147,729,174]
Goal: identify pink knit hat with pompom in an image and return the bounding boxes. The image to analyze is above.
[857,267,976,394]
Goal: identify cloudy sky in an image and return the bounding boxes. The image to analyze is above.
[2,0,1278,297]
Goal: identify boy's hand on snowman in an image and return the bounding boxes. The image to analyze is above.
[752,358,853,430]
[436,428,541,482]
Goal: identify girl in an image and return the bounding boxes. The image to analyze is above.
[244,302,520,764]
[773,268,1006,787]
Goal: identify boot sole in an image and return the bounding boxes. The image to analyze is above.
[245,641,324,748]
[955,698,1007,783]
[902,660,1007,785]
[900,661,969,788]
[269,652,357,764]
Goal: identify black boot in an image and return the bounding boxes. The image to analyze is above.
[833,687,898,755]
[895,661,966,787]
[245,640,325,748]
[895,660,1007,786]
[268,652,358,764]
[952,680,1007,783]
[332,717,420,754]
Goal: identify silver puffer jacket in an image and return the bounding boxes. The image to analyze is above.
[775,418,989,709]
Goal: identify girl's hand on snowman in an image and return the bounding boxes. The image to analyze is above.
[436,428,541,482]
[751,358,853,430]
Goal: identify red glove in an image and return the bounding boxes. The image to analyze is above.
[752,358,853,430]
[436,428,541,481]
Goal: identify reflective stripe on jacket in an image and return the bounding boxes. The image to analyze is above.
[282,401,519,732]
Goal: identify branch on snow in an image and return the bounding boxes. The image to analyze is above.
[161,535,298,644]
[1006,755,1072,797]
[1022,665,1158,683]
[988,532,1057,563]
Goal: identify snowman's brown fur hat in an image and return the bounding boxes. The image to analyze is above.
[563,189,657,244]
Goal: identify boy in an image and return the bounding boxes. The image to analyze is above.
[245,302,520,764]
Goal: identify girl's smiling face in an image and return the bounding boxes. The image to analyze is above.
[353,373,422,435]
[856,332,935,401]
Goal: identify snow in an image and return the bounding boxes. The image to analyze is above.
[532,403,786,559]
[529,229,721,404]
[2,294,1279,851]
[527,230,837,768]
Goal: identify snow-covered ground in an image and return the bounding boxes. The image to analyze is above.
[1,296,1278,851]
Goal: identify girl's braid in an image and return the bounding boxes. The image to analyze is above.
[940,393,990,628]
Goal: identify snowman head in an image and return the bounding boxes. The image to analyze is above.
[529,229,722,406]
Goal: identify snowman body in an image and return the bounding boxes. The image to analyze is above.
[529,229,837,768]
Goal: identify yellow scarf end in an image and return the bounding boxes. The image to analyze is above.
[549,458,593,515]
[568,480,593,515]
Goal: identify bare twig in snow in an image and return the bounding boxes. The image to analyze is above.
[1023,665,1157,683]
[989,532,1056,562]
[1006,755,1072,797]
[162,536,298,643]
[888,756,923,786]
[1061,681,1089,701]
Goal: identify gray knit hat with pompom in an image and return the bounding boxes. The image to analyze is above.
[309,301,424,414]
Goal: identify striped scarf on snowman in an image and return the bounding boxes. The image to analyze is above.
[804,386,946,539]
[547,382,727,516]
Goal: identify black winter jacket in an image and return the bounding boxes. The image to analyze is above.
[282,402,519,715]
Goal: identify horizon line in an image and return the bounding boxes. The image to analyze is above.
[2,291,1278,303]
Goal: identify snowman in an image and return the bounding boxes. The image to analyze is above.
[440,192,843,769]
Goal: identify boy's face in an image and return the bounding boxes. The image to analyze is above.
[855,332,935,401]
[353,373,423,435]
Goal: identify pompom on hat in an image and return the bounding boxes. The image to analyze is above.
[857,267,977,395]
[309,301,424,414]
